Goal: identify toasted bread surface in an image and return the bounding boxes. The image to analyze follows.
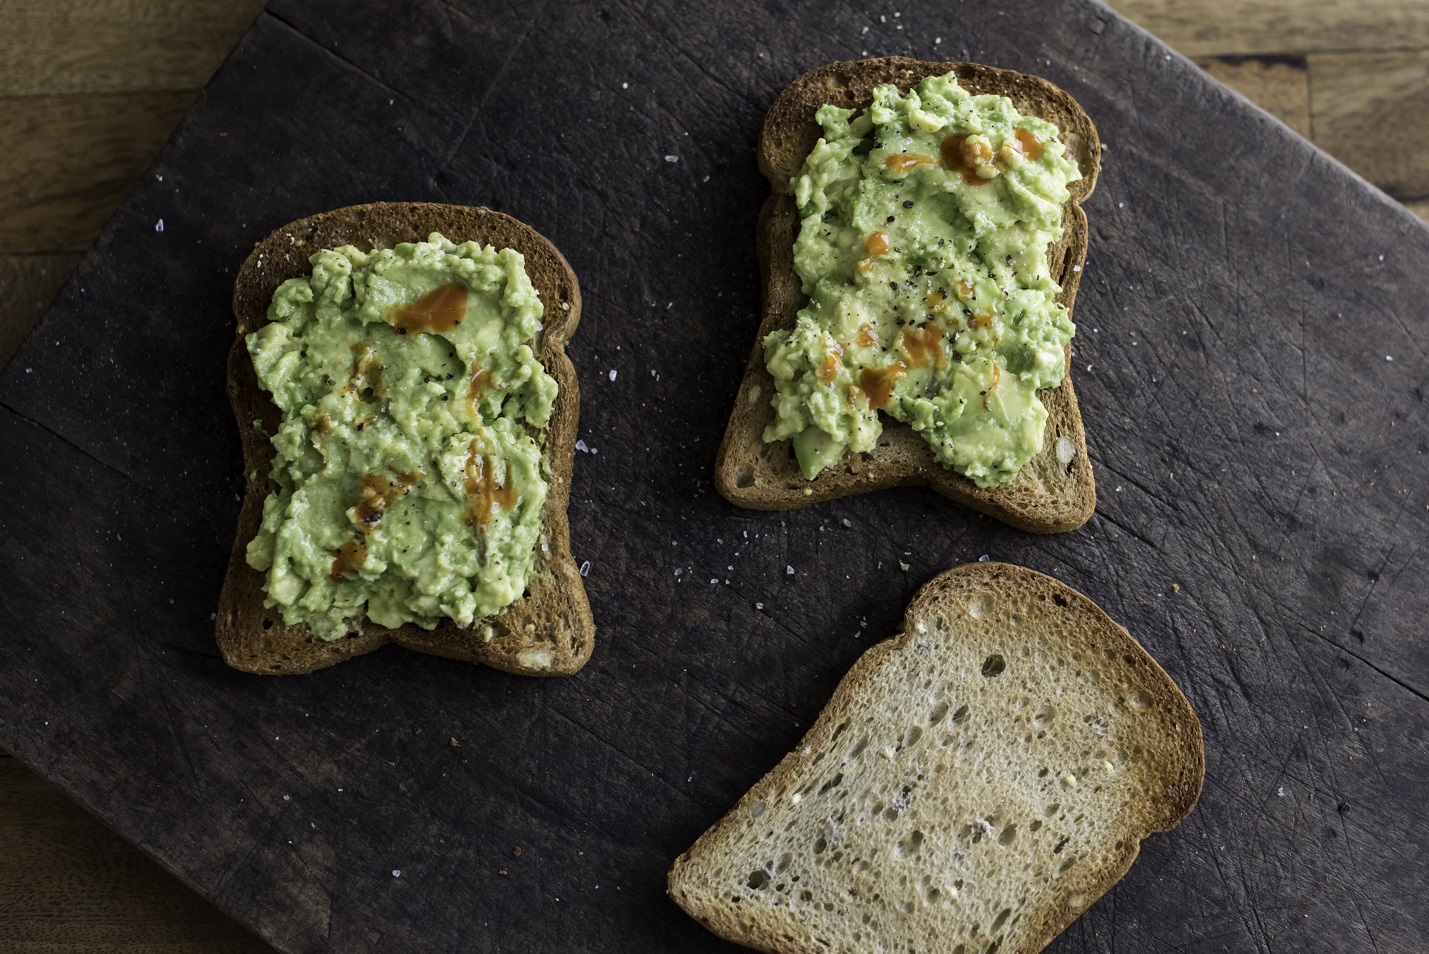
[716,59,1101,532]
[217,202,593,675]
[669,562,1203,954]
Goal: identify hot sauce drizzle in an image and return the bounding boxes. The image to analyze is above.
[885,153,936,175]
[330,539,368,581]
[1010,128,1044,160]
[941,135,993,186]
[388,283,469,334]
[346,343,385,398]
[352,472,420,532]
[859,364,907,408]
[817,340,845,384]
[468,368,490,417]
[900,323,947,370]
[463,441,520,529]
[967,307,997,331]
[982,363,1002,409]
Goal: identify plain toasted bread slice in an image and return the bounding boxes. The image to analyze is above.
[669,562,1202,954]
[716,59,1102,532]
[217,202,594,676]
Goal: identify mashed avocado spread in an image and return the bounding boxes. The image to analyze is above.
[244,235,557,640]
[763,72,1082,486]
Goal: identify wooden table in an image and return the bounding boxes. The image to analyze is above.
[1,1,1425,949]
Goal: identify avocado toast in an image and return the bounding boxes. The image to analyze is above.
[716,59,1101,532]
[217,202,593,675]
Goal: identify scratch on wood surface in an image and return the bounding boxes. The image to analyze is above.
[1353,287,1429,363]
[1,399,142,490]
[208,809,288,903]
[1099,460,1176,513]
[1293,619,1429,706]
[1268,467,1318,562]
[1355,901,1385,954]
[430,0,482,29]
[437,0,556,168]
[1096,508,1162,551]
[647,21,764,112]
[1142,926,1192,953]
[146,635,204,792]
[1344,489,1413,642]
[1190,806,1269,954]
[263,11,449,122]
[544,704,690,803]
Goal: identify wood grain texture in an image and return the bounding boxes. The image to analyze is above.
[0,254,82,367]
[0,0,267,96]
[3,0,1429,952]
[1111,0,1429,56]
[0,91,195,253]
[1198,55,1311,137]
[1309,49,1429,201]
[0,755,270,952]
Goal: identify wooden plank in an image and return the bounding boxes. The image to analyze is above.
[1309,49,1429,202]
[0,254,81,368]
[1111,0,1429,57]
[1197,55,1311,137]
[0,0,267,96]
[1406,199,1429,221]
[0,757,272,952]
[0,92,194,253]
[3,2,1429,952]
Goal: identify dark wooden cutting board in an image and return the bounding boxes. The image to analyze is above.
[2,1,1426,951]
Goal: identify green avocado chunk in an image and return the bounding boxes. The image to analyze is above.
[244,235,557,641]
[762,71,1082,486]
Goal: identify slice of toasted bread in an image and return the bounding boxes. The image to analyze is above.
[669,562,1202,954]
[716,59,1102,532]
[217,202,594,676]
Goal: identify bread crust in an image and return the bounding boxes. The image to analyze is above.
[715,59,1102,532]
[669,562,1204,954]
[216,202,594,675]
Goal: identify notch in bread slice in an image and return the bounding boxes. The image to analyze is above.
[716,59,1101,532]
[217,202,593,675]
[669,562,1202,954]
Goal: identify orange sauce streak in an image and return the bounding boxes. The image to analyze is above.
[968,308,997,331]
[856,323,878,348]
[352,472,420,532]
[858,363,907,408]
[901,323,947,370]
[925,290,946,312]
[1011,128,1044,160]
[468,368,490,417]
[817,340,844,384]
[463,441,520,529]
[330,539,368,581]
[346,343,385,397]
[983,363,1002,409]
[388,282,469,334]
[885,152,936,175]
[940,135,992,186]
[956,279,975,300]
[864,231,890,256]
